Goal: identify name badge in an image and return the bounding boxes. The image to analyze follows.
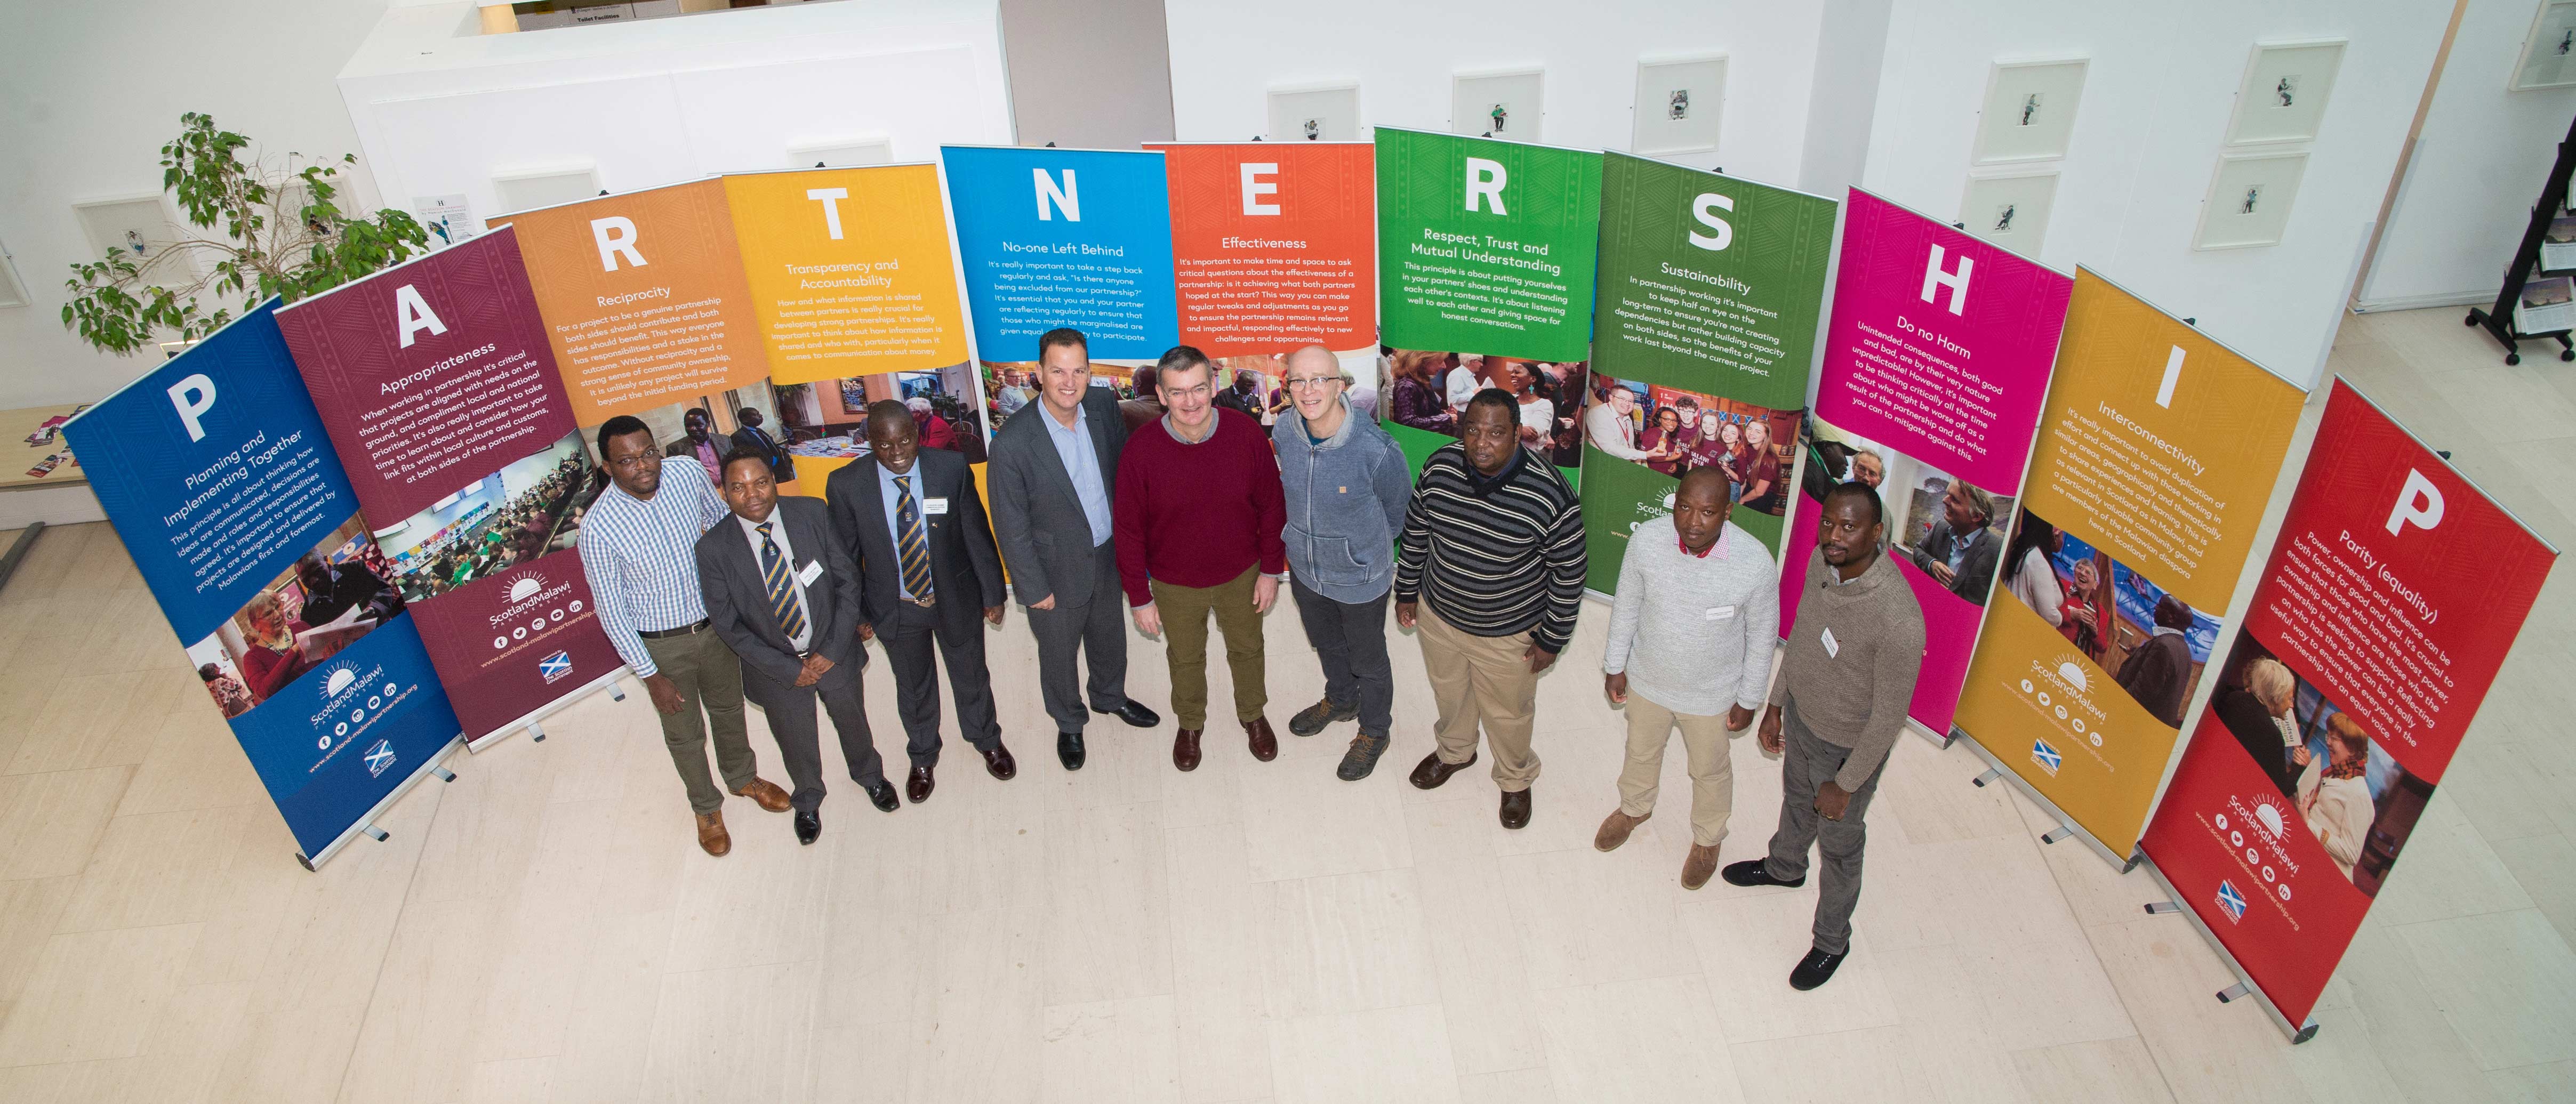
[1820,626,1840,658]
[797,560,824,586]
[1705,605,1737,621]
[925,497,950,515]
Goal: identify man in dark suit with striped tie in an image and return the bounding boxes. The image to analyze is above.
[696,453,900,845]
[827,400,1015,804]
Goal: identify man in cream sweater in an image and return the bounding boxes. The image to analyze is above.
[1723,480,1924,992]
[1594,469,1778,890]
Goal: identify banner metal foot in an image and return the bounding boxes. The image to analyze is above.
[609,682,627,703]
[1972,767,2002,787]
[2144,901,2181,914]
[2041,825,2074,844]
[432,766,456,782]
[528,722,545,743]
[360,824,390,843]
[2293,1021,2320,1044]
[2216,981,2251,1003]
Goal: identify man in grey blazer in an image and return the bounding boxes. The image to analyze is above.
[696,453,900,844]
[1908,480,2001,604]
[986,327,1162,770]
[828,400,1016,804]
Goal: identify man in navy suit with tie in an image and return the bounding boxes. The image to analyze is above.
[696,453,900,845]
[827,400,1017,804]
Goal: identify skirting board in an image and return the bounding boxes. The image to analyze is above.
[2350,289,2493,313]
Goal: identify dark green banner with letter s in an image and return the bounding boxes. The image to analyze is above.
[1375,127,1602,485]
[1578,152,1834,593]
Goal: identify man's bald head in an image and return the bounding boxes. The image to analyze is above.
[1677,466,1731,503]
[865,399,912,435]
[1283,344,1338,377]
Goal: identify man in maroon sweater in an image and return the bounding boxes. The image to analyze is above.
[1116,345,1289,770]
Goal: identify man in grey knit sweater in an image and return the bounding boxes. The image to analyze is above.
[1594,470,1778,890]
[1723,481,1924,992]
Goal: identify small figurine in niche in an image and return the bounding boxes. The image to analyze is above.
[1992,203,2017,233]
[1490,103,1508,133]
[2274,74,2297,108]
[1303,118,1321,141]
[2019,92,2042,126]
[2241,185,2263,215]
[2557,27,2571,55]
[124,230,147,255]
[1669,89,1689,120]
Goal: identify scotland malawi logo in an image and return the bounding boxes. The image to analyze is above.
[2216,879,2248,923]
[362,739,396,778]
[2031,738,2063,776]
[539,650,573,683]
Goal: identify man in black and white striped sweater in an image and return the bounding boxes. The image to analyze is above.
[1394,390,1586,829]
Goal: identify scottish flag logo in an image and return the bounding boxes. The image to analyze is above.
[539,650,573,684]
[363,739,396,778]
[2216,880,2248,923]
[2031,738,2063,776]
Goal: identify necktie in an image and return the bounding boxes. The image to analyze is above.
[756,522,808,641]
[895,476,935,600]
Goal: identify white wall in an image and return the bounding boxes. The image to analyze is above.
[1000,0,1176,148]
[338,1,1013,227]
[2359,0,2576,310]
[1161,0,1828,184]
[1861,0,2451,385]
[0,0,400,410]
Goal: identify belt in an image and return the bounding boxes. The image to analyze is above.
[901,594,936,608]
[638,618,710,639]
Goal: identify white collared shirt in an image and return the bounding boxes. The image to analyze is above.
[736,510,813,652]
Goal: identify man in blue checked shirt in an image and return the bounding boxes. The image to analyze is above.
[577,415,793,857]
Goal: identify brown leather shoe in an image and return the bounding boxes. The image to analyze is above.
[1681,843,1721,890]
[981,742,1017,781]
[695,810,731,857]
[1595,809,1649,852]
[906,765,935,804]
[1408,750,1478,790]
[1499,788,1532,830]
[1173,728,1203,772]
[732,778,792,813]
[1243,717,1279,762]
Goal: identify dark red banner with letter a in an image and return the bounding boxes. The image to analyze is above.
[2140,379,2556,1029]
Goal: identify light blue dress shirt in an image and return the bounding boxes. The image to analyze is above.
[1041,401,1114,547]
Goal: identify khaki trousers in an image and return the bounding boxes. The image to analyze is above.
[1616,694,1737,848]
[1151,566,1268,730]
[1417,602,1542,791]
[641,627,754,815]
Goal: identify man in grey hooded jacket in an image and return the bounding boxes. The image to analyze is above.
[1272,345,1414,780]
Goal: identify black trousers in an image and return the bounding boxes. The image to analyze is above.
[1023,539,1130,733]
[1289,578,1393,737]
[879,597,1002,767]
[740,655,887,812]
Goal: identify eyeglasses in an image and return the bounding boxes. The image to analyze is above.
[1284,376,1342,390]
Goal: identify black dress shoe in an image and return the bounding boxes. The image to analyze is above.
[795,809,822,845]
[1721,859,1806,889]
[981,742,1017,780]
[1058,730,1087,771]
[906,765,935,804]
[1407,750,1478,790]
[1499,788,1532,829]
[1095,700,1160,728]
[1788,946,1847,991]
[863,778,900,813]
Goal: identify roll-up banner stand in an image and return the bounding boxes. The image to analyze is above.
[2138,378,2556,1041]
[1779,188,2073,740]
[1146,140,1379,421]
[723,163,981,498]
[277,228,626,749]
[1578,152,1834,594]
[1949,269,2308,864]
[943,144,1181,446]
[63,302,466,868]
[1373,126,1601,487]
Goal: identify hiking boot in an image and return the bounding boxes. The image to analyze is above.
[1290,696,1358,737]
[1337,731,1390,780]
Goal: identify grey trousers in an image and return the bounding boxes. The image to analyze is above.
[1761,702,1888,956]
[1023,538,1131,733]
[739,655,886,813]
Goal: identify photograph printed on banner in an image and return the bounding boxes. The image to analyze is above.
[779,362,987,465]
[1580,373,1797,517]
[1382,348,1590,470]
[372,431,599,603]
[184,518,406,718]
[2205,633,2433,897]
[1999,509,2224,728]
[1796,412,2016,606]
[980,357,1152,438]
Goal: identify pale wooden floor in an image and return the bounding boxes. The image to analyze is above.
[0,306,2570,1102]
